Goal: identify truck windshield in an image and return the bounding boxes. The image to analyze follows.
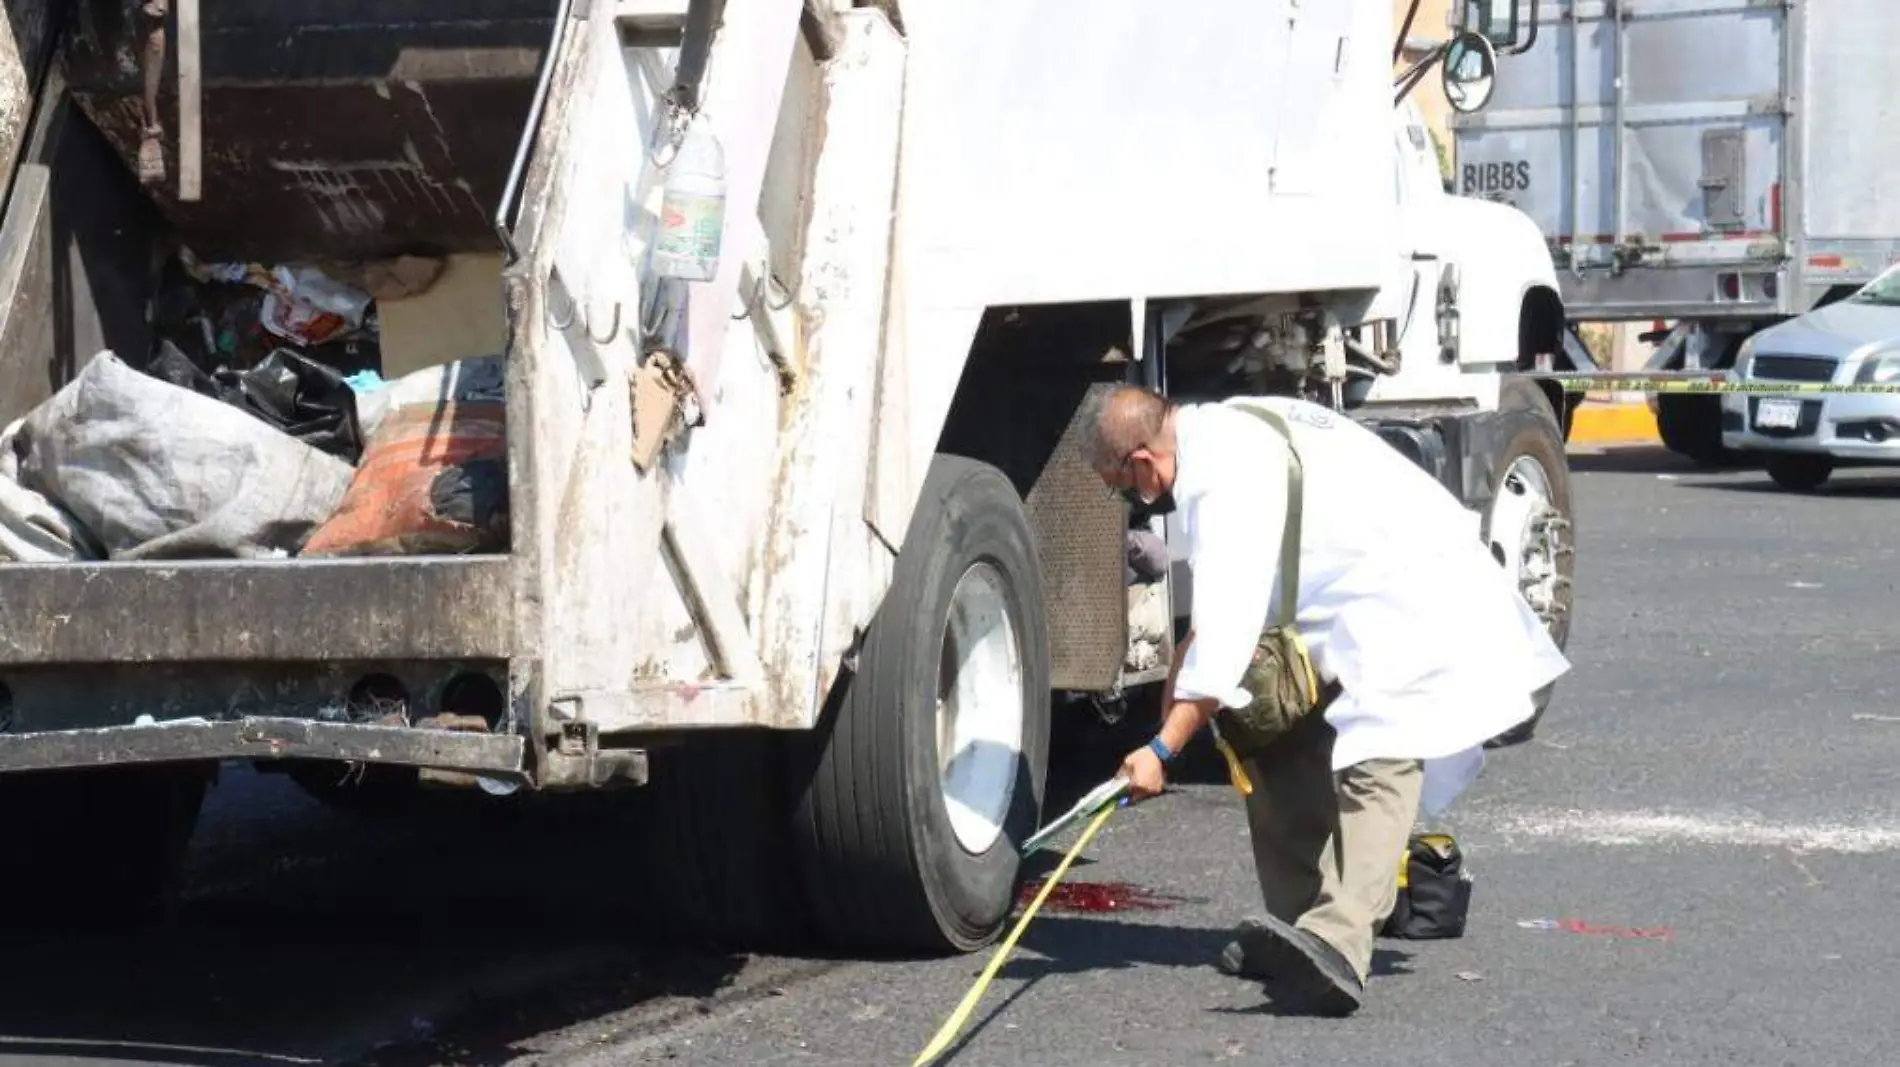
[1853,267,1900,307]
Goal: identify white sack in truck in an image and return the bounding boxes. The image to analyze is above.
[13,352,355,560]
[0,419,104,562]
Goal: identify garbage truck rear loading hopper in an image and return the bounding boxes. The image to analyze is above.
[0,0,1571,952]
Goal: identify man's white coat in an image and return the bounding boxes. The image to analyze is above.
[1167,397,1571,814]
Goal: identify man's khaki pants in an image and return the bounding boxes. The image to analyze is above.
[1241,713,1423,983]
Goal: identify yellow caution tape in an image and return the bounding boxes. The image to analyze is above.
[912,801,1119,1067]
[1540,375,1900,395]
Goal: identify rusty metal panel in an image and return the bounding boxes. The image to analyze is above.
[0,557,514,664]
[1022,379,1127,692]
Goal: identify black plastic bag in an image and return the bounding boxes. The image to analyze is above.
[1380,832,1473,940]
[146,342,365,463]
[429,458,510,548]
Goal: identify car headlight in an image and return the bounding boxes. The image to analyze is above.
[1856,351,1900,385]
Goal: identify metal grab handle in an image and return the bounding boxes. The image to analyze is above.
[495,0,581,262]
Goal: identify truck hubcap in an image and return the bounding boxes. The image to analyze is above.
[1487,455,1572,631]
[935,562,1025,855]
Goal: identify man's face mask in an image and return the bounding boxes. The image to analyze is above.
[1119,484,1176,518]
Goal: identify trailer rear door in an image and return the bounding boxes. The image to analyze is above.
[1454,1,1786,308]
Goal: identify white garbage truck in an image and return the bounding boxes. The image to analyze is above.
[0,0,1570,953]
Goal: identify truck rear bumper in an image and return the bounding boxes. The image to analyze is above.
[0,556,578,780]
[0,716,526,777]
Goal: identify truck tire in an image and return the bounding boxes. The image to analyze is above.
[0,764,210,927]
[1655,394,1742,467]
[1482,379,1575,747]
[1655,331,1753,467]
[786,454,1052,955]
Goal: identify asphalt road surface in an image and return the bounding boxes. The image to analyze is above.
[5,448,1899,1067]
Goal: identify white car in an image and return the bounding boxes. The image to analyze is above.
[1721,263,1900,491]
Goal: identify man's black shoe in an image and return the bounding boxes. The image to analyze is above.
[1244,914,1364,1017]
[1217,917,1276,980]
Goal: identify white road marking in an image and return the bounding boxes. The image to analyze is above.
[1464,806,1900,854]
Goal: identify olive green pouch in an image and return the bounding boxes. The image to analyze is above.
[1210,404,1328,762]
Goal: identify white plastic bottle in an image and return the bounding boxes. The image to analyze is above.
[650,114,727,282]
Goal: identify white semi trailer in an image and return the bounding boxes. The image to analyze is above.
[1452,0,1900,464]
[0,0,1570,954]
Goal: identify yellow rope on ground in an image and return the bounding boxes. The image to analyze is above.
[911,801,1120,1067]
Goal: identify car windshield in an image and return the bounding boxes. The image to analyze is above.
[1852,266,1900,306]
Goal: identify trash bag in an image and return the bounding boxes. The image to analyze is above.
[147,342,365,462]
[14,351,356,560]
[300,356,508,557]
[0,419,104,562]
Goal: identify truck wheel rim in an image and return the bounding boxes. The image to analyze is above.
[935,561,1025,856]
[1488,455,1571,631]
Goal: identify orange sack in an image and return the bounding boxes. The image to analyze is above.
[301,358,508,557]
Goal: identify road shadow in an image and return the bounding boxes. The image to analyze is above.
[1564,447,1743,476]
[997,915,1414,980]
[0,776,762,1067]
[1679,471,1900,498]
[926,913,1420,1058]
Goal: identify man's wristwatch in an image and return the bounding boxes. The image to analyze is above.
[1146,735,1175,764]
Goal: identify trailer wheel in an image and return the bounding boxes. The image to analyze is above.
[1482,379,1575,748]
[0,764,210,927]
[1655,332,1753,467]
[1655,395,1744,467]
[787,454,1051,955]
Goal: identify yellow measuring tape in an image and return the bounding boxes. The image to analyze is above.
[911,801,1119,1067]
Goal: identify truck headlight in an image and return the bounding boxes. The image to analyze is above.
[1856,352,1900,385]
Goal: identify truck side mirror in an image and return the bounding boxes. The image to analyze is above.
[1442,31,1498,114]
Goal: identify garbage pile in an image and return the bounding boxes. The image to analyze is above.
[0,251,509,562]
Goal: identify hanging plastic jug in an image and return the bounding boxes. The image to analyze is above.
[651,115,726,282]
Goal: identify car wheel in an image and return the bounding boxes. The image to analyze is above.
[1482,379,1575,748]
[1765,453,1834,492]
[786,453,1052,955]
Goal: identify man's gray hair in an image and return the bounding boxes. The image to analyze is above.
[1077,384,1174,471]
